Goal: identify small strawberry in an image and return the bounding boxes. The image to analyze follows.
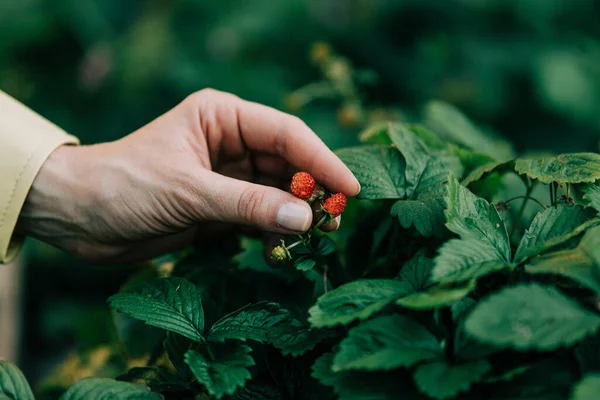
[290,172,316,200]
[271,246,288,262]
[322,193,347,218]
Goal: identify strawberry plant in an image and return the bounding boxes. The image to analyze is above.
[5,52,600,400]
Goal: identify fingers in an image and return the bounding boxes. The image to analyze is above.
[252,153,296,179]
[194,89,360,196]
[236,100,360,196]
[201,170,313,234]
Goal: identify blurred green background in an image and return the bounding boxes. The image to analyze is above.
[2,0,600,391]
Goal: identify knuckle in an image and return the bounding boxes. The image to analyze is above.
[186,88,221,107]
[196,88,220,98]
[237,186,267,224]
[192,88,240,104]
[290,115,308,131]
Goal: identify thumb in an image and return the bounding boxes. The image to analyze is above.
[203,171,313,234]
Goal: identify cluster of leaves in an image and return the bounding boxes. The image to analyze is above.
[6,102,600,399]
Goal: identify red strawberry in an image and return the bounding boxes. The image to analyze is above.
[322,193,347,217]
[290,172,316,200]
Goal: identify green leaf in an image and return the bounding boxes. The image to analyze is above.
[429,174,511,283]
[0,362,34,400]
[294,256,317,272]
[465,283,600,350]
[445,174,511,261]
[452,298,498,362]
[515,218,600,260]
[583,183,600,215]
[270,324,334,357]
[332,315,441,371]
[515,205,594,261]
[424,100,514,159]
[316,235,337,256]
[525,226,600,293]
[432,239,510,283]
[388,124,462,198]
[397,250,434,293]
[514,153,600,184]
[358,121,391,145]
[412,123,449,147]
[391,198,446,238]
[461,160,514,186]
[526,251,600,293]
[185,342,254,399]
[413,360,491,400]
[108,277,205,342]
[60,378,160,400]
[312,353,338,387]
[208,301,328,356]
[308,279,410,327]
[336,145,407,200]
[396,280,476,310]
[449,145,495,175]
[208,302,291,343]
[572,374,600,400]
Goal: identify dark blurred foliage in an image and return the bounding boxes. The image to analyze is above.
[2,0,600,390]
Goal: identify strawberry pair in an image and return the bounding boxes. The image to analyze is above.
[270,172,347,262]
[290,172,347,218]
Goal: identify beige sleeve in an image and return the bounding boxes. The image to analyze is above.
[0,91,79,263]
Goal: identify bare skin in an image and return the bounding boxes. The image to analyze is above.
[15,89,360,264]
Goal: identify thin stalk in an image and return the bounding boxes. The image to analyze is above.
[286,240,303,250]
[313,214,329,231]
[510,180,535,237]
[504,195,547,209]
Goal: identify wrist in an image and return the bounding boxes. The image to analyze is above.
[15,145,84,241]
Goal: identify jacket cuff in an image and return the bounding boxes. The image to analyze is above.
[0,91,79,263]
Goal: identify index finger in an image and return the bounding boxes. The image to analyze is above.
[231,96,360,196]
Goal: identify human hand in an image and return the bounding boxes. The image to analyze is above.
[16,89,359,263]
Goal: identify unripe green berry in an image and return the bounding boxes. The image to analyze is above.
[271,246,288,261]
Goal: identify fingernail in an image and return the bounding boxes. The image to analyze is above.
[334,215,342,230]
[353,176,361,194]
[277,202,311,232]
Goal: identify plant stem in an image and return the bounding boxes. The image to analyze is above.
[510,180,535,237]
[286,240,303,250]
[313,215,329,231]
[504,195,547,209]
